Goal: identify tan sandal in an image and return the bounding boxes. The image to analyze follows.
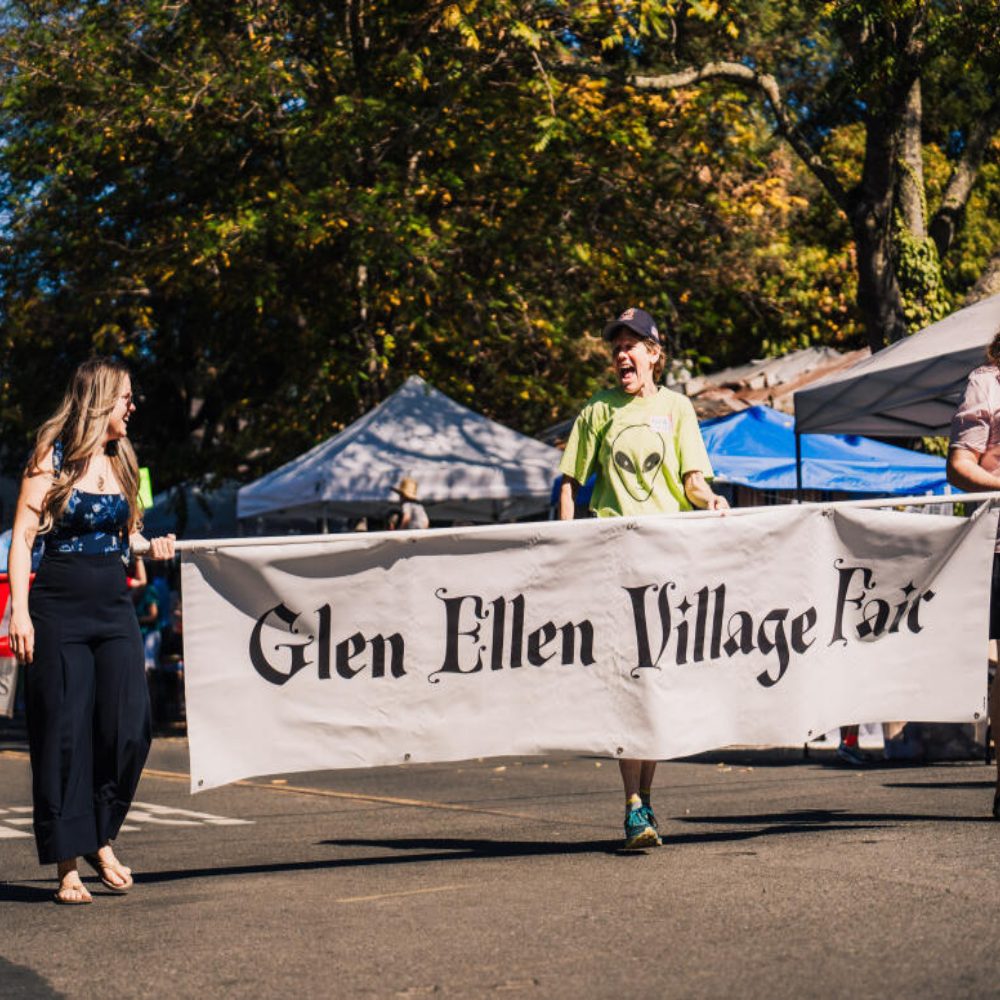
[83,852,133,893]
[53,879,93,905]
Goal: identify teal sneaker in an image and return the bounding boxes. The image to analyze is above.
[623,804,660,850]
[644,804,662,842]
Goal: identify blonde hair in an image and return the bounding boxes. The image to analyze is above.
[27,358,142,536]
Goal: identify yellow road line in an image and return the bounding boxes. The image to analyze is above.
[236,779,550,821]
[336,884,471,904]
[1,749,581,826]
[141,766,190,783]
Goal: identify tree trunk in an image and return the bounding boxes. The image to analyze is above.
[897,78,925,237]
[850,113,909,350]
[852,210,909,350]
[356,262,382,413]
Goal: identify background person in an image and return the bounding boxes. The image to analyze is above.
[156,592,185,726]
[946,325,1000,820]
[837,724,865,766]
[557,306,728,849]
[7,358,176,904]
[393,477,430,530]
[133,560,162,673]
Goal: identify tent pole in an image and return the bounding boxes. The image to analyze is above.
[794,431,803,503]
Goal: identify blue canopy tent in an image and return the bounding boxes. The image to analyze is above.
[554,404,950,507]
[700,405,950,495]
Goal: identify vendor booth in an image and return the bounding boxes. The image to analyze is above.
[701,405,950,495]
[794,292,1000,437]
[237,376,562,525]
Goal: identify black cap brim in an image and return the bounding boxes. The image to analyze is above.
[602,319,659,343]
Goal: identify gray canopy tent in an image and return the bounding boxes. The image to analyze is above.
[237,376,562,526]
[792,293,1000,492]
[794,293,1000,438]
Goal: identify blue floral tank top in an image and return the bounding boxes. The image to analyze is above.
[41,441,131,559]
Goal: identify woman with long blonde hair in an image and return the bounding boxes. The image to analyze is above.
[8,357,175,903]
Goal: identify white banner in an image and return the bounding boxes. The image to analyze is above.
[181,502,998,791]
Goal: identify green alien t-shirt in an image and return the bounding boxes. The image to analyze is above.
[559,386,714,517]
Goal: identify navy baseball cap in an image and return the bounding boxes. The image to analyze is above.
[602,307,660,344]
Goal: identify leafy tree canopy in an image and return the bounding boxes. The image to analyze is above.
[1,1,997,491]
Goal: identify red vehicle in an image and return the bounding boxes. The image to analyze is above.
[0,574,12,657]
[0,573,34,657]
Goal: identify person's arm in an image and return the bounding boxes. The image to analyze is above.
[683,470,729,511]
[399,505,412,530]
[946,447,1000,492]
[558,403,601,521]
[137,598,159,629]
[947,370,997,493]
[128,555,148,589]
[558,476,581,520]
[674,396,727,512]
[8,453,54,663]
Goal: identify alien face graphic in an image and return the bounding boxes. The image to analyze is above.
[610,424,665,501]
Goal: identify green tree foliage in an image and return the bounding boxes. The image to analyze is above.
[5,1,991,490]
[582,0,1000,349]
[0,0,811,484]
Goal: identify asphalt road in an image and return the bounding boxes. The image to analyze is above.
[1,732,998,999]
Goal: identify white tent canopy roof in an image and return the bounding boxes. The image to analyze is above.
[794,293,1000,436]
[237,376,562,523]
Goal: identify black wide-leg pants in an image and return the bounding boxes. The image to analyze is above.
[26,552,150,865]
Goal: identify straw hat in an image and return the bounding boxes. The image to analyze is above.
[392,477,419,502]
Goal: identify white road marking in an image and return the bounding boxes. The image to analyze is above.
[0,801,252,841]
[125,812,201,826]
[130,801,253,826]
[0,805,34,838]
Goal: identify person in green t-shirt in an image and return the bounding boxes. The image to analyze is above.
[558,306,728,850]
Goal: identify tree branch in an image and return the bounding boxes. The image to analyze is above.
[630,62,849,212]
[964,245,1000,306]
[929,99,1000,258]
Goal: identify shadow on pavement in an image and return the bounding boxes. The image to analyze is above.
[322,821,884,858]
[26,819,891,891]
[683,749,989,770]
[882,779,994,790]
[0,883,55,904]
[679,807,996,826]
[0,956,66,998]
[0,880,140,904]
[129,841,616,885]
[6,815,946,900]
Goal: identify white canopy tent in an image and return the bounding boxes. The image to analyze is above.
[237,376,562,524]
[794,293,1000,436]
